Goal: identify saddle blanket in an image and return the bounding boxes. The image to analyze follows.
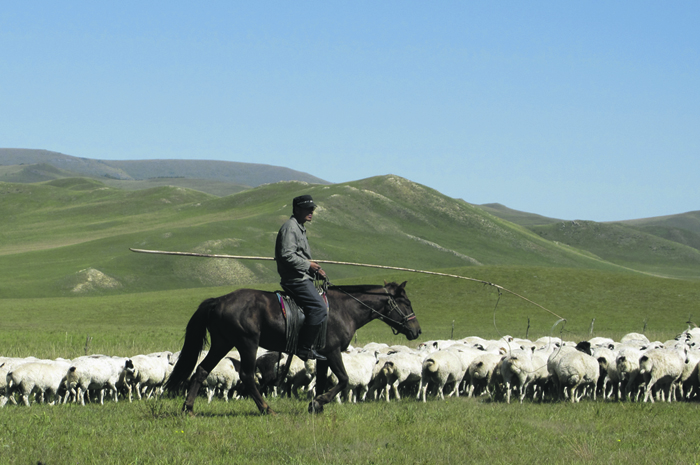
[276,291,328,354]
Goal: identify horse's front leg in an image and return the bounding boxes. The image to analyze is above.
[309,350,347,414]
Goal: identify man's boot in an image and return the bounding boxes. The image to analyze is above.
[296,324,326,361]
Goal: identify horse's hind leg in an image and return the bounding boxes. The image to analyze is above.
[183,343,233,415]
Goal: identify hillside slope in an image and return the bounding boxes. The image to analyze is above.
[477,203,563,226]
[0,175,640,299]
[529,220,700,279]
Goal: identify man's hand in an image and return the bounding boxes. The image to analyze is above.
[309,261,326,279]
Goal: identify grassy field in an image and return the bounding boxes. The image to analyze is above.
[2,267,700,463]
[2,176,700,464]
[2,396,700,464]
[3,266,700,359]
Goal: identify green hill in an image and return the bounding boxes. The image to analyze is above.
[476,203,563,226]
[0,174,644,299]
[528,220,700,279]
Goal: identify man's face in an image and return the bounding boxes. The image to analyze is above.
[296,207,315,224]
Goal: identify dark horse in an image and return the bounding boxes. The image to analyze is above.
[165,281,421,415]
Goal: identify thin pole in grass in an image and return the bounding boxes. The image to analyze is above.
[129,248,568,323]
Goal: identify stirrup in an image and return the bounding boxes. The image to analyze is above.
[297,348,326,362]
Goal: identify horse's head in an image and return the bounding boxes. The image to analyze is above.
[382,281,422,341]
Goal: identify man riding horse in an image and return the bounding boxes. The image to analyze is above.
[274,194,327,361]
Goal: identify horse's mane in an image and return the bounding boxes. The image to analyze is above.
[327,284,385,294]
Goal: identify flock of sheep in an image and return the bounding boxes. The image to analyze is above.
[2,326,699,407]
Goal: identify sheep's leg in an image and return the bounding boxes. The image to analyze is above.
[644,379,657,403]
[392,380,401,401]
[420,380,429,402]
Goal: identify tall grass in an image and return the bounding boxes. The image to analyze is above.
[1,396,700,464]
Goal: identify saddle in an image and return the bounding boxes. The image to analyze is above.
[276,291,329,355]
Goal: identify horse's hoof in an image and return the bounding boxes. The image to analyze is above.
[261,406,277,416]
[308,400,323,414]
[182,403,195,417]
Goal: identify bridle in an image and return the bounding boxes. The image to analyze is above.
[332,284,416,335]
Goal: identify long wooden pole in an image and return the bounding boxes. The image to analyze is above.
[129,247,566,320]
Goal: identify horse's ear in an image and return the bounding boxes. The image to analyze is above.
[384,280,388,286]
[399,281,407,289]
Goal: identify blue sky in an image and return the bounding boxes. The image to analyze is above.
[1,1,698,222]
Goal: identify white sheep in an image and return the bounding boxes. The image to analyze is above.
[499,349,535,404]
[552,345,600,403]
[466,352,503,399]
[528,348,553,401]
[639,347,687,403]
[5,360,71,406]
[1,356,40,405]
[616,345,646,401]
[126,354,175,401]
[380,351,423,402]
[445,345,488,394]
[420,349,467,402]
[282,356,315,399]
[204,356,240,403]
[620,333,650,345]
[338,351,377,403]
[64,355,135,405]
[592,346,620,400]
[679,349,700,399]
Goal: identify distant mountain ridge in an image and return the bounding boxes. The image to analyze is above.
[0,148,330,187]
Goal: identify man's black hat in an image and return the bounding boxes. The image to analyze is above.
[293,195,317,209]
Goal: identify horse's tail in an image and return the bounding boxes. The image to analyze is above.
[165,297,218,393]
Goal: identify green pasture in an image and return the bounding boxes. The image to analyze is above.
[2,268,700,465]
[1,389,699,464]
[3,266,699,359]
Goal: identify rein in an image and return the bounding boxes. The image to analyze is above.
[329,283,415,334]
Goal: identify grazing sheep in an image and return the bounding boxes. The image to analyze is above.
[592,346,620,400]
[639,347,688,403]
[420,349,467,402]
[338,351,378,403]
[64,356,135,405]
[1,357,41,405]
[282,357,315,399]
[679,350,700,399]
[466,352,503,399]
[204,357,241,403]
[589,336,615,347]
[380,351,423,402]
[548,341,598,402]
[620,333,650,345]
[616,345,646,401]
[5,360,71,406]
[126,354,174,401]
[528,348,553,401]
[499,349,535,404]
[552,344,600,403]
[445,346,487,395]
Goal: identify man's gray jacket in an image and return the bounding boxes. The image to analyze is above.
[275,216,313,284]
